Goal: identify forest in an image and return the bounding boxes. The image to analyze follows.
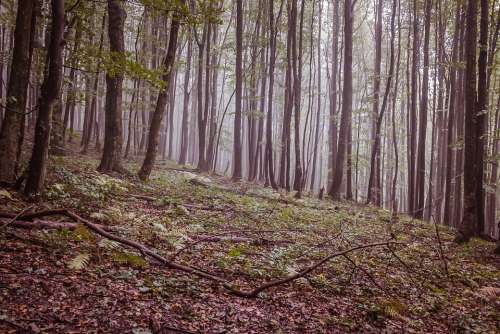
[0,0,499,332]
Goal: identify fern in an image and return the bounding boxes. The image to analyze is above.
[73,224,95,242]
[379,298,406,318]
[97,239,120,250]
[68,253,91,270]
[112,251,148,269]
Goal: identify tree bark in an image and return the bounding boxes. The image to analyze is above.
[0,0,36,185]
[414,0,432,219]
[232,0,243,180]
[24,0,65,196]
[138,3,183,180]
[98,0,126,173]
[329,0,353,199]
[457,0,479,242]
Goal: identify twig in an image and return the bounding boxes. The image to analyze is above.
[342,254,387,295]
[0,218,113,231]
[431,213,449,276]
[226,240,400,298]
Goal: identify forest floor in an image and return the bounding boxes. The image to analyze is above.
[0,149,499,333]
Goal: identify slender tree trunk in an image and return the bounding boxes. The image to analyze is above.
[475,0,488,235]
[138,3,183,180]
[414,0,432,218]
[328,0,339,186]
[0,0,36,185]
[98,0,126,173]
[310,0,321,192]
[265,0,281,189]
[179,35,192,165]
[408,0,419,215]
[232,0,243,180]
[367,0,383,205]
[457,0,478,242]
[329,0,353,199]
[24,0,64,195]
[443,4,461,226]
[62,23,81,144]
[368,0,397,207]
[292,0,303,197]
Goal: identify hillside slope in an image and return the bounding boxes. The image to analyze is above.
[0,155,498,333]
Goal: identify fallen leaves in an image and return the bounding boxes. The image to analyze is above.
[0,155,499,333]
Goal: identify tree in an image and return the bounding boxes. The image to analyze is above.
[265,0,282,190]
[414,0,432,218]
[329,0,353,199]
[179,34,193,166]
[138,2,184,181]
[407,0,419,216]
[367,0,397,207]
[98,0,126,173]
[232,0,243,180]
[367,0,383,206]
[0,0,37,185]
[475,0,488,235]
[291,0,303,197]
[328,0,339,187]
[24,0,65,196]
[457,0,478,242]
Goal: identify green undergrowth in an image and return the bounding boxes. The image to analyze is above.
[1,154,498,333]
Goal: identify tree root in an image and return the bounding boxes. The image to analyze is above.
[0,208,401,298]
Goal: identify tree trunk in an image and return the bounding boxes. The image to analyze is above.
[328,0,339,186]
[179,35,193,165]
[414,0,432,219]
[232,0,243,180]
[292,0,303,197]
[265,0,281,190]
[98,0,126,173]
[0,0,36,185]
[329,0,353,199]
[408,0,419,216]
[367,0,383,206]
[475,0,488,235]
[138,3,183,180]
[457,0,478,242]
[24,0,65,196]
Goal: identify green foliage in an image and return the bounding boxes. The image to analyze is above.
[73,224,95,242]
[112,251,148,269]
[47,166,129,205]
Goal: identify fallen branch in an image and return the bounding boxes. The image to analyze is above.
[0,205,34,230]
[2,209,401,298]
[0,218,113,231]
[223,240,399,298]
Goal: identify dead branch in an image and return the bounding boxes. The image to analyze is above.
[223,240,399,298]
[0,218,114,231]
[0,205,34,230]
[1,209,401,298]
